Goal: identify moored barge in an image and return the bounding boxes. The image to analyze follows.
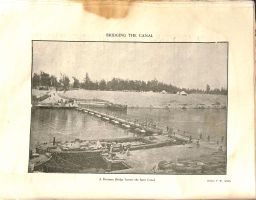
[32,135,190,173]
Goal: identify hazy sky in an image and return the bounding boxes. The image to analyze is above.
[33,41,227,90]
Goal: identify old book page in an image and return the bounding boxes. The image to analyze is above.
[0,0,255,199]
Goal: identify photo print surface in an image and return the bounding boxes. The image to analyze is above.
[29,41,228,174]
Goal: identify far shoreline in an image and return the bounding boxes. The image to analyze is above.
[32,89,227,110]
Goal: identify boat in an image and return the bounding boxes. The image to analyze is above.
[122,124,130,128]
[28,153,52,172]
[105,102,127,111]
[111,120,119,124]
[33,135,189,173]
[36,135,184,155]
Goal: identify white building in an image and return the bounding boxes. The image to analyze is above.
[180,91,188,96]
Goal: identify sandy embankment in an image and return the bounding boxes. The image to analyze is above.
[59,89,227,109]
[32,90,69,105]
[32,89,227,109]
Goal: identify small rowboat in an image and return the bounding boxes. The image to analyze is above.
[112,120,119,124]
[122,124,130,128]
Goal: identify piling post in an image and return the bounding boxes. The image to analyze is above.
[53,137,56,146]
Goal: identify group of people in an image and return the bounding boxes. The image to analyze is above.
[134,119,158,129]
[166,125,225,151]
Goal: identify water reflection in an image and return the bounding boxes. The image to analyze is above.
[30,107,227,148]
[88,107,227,142]
[30,108,133,148]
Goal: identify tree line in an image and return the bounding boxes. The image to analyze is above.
[32,71,227,95]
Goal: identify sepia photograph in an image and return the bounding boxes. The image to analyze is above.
[29,41,228,174]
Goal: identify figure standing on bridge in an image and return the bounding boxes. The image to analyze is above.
[126,144,131,156]
[207,135,210,142]
[196,139,200,148]
[218,145,223,152]
[221,136,224,143]
[110,143,114,153]
[189,135,192,143]
[167,127,173,137]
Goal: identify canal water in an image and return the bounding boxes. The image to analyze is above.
[30,107,227,148]
[30,108,134,148]
[84,107,226,142]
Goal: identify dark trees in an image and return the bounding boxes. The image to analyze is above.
[32,71,227,95]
